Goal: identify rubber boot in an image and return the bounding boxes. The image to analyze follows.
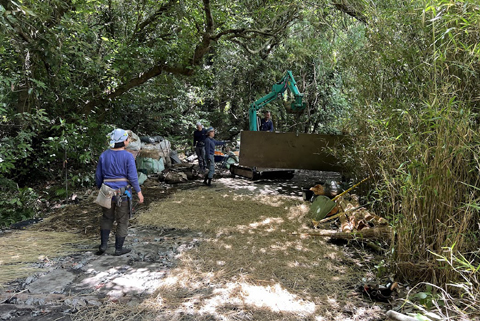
[203,176,209,186]
[96,229,110,255]
[207,178,212,187]
[114,236,131,256]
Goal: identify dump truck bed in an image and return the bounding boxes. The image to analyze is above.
[239,131,346,172]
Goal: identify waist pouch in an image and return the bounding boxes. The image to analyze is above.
[94,183,116,209]
[94,184,130,209]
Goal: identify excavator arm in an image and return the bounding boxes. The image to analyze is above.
[249,70,305,131]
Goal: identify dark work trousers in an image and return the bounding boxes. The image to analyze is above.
[207,154,215,179]
[195,144,206,170]
[101,197,130,237]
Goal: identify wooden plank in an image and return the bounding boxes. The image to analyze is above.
[230,165,255,179]
[239,131,347,171]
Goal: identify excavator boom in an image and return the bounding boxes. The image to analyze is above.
[249,70,305,131]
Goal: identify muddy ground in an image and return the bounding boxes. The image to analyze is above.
[0,170,401,321]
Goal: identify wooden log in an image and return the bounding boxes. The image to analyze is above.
[386,310,418,321]
[366,241,384,253]
[292,226,393,243]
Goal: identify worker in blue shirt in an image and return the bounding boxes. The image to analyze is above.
[95,129,144,256]
[193,122,207,173]
[260,111,274,132]
[203,127,226,186]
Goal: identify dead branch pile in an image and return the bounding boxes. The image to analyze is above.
[307,194,392,244]
[306,178,391,244]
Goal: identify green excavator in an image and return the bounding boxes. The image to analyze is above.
[238,72,352,224]
[230,70,345,180]
[248,70,306,131]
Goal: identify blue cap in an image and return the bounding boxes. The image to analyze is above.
[109,129,128,148]
[206,127,214,133]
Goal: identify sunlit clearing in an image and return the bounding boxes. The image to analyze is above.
[327,297,339,308]
[79,267,166,295]
[252,195,289,207]
[163,275,180,287]
[240,283,316,313]
[324,252,339,260]
[288,204,309,220]
[187,282,316,316]
[248,217,284,228]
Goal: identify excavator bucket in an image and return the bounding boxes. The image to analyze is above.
[239,131,348,171]
[283,101,305,114]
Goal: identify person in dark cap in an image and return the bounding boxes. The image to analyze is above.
[193,121,207,173]
[95,129,144,256]
[203,127,227,186]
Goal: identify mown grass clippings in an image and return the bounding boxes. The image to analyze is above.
[0,230,91,284]
[73,188,378,321]
[136,189,306,234]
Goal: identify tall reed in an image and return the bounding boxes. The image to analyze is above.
[342,0,480,284]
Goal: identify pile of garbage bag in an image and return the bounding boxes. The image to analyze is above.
[125,132,205,186]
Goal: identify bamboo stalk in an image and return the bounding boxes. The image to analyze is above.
[332,176,370,202]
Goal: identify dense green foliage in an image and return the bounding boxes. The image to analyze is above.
[341,0,480,286]
[1,0,480,315]
[0,0,351,189]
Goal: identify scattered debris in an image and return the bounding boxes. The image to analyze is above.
[125,130,141,159]
[163,171,188,184]
[360,281,398,302]
[9,218,43,230]
[303,177,392,244]
[169,150,182,164]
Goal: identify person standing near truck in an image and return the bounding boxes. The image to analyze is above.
[260,111,274,132]
[193,122,207,173]
[95,129,144,256]
[203,127,226,186]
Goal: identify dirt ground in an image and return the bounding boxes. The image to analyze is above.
[0,170,398,321]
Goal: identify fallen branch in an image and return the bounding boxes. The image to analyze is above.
[312,206,365,227]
